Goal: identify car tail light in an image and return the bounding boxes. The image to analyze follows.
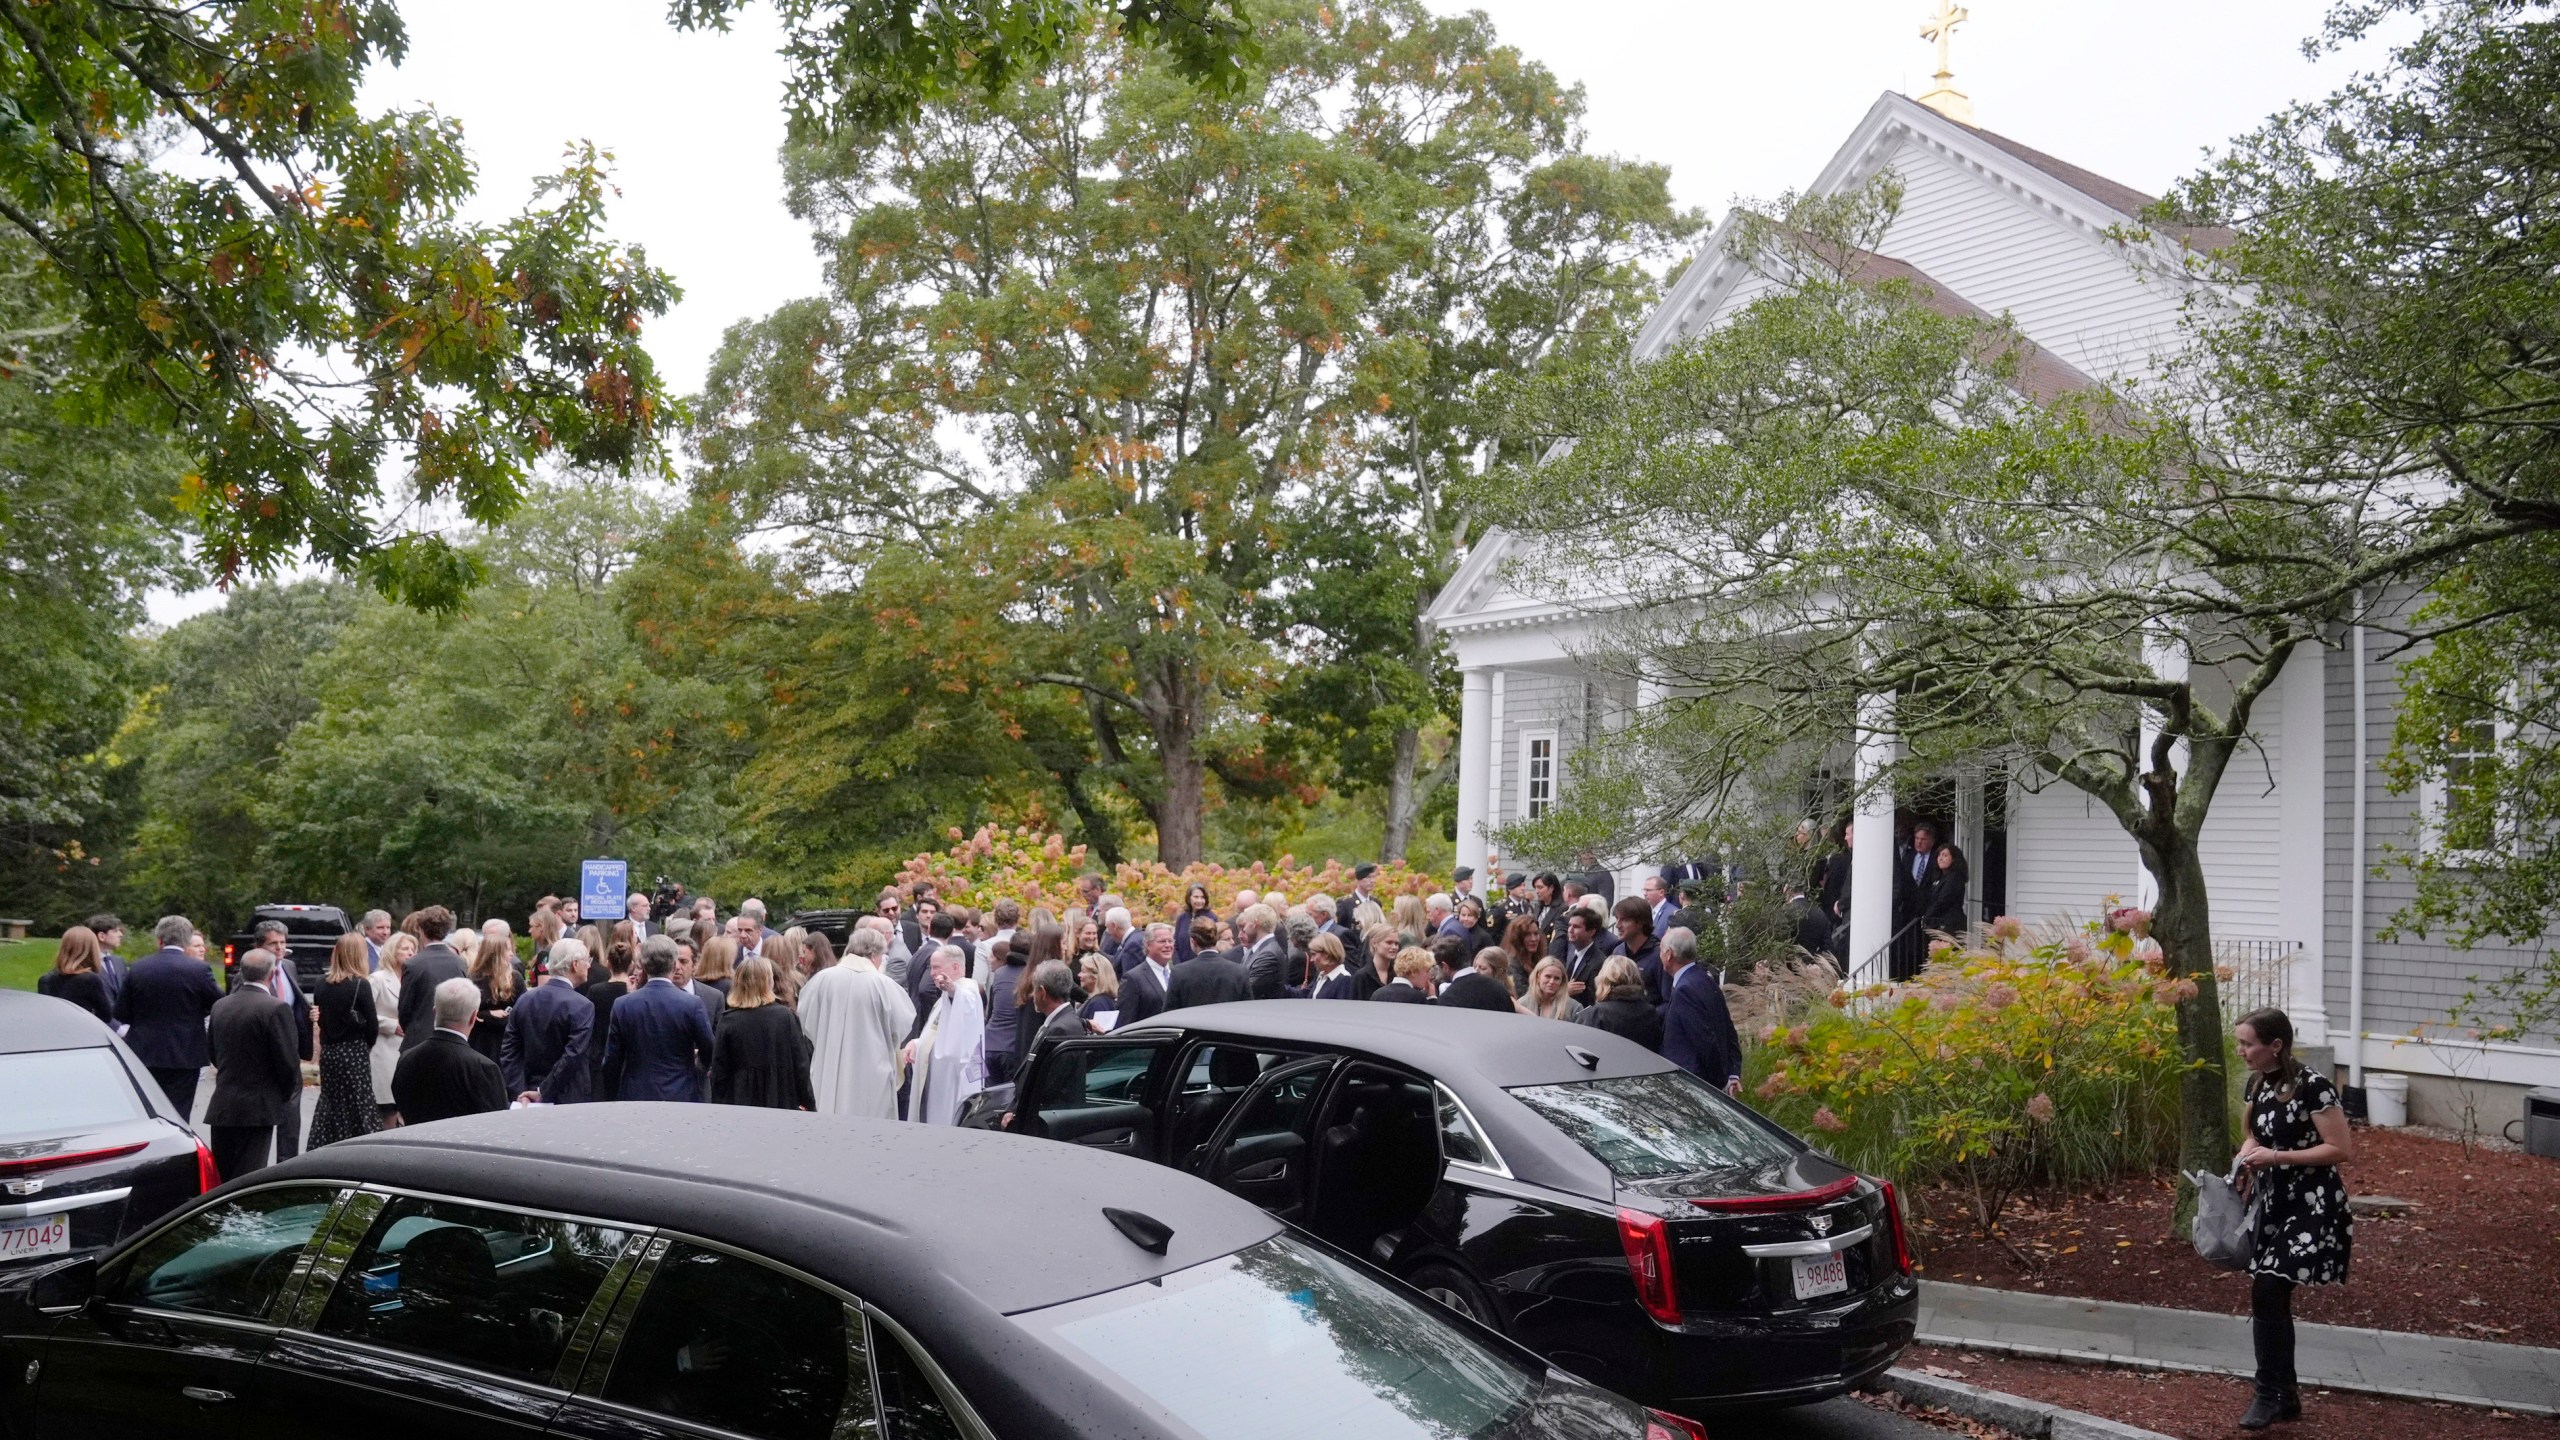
[0,1143,147,1178]
[1616,1207,1680,1325]
[1686,1173,1860,1212]
[1646,1408,1712,1440]
[1880,1181,1915,1276]
[195,1139,220,1194]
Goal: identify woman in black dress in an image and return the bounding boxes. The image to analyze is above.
[308,933,383,1147]
[466,921,521,1064]
[1920,844,1970,942]
[36,926,113,1023]
[2233,1007,2354,1430]
[710,957,815,1110]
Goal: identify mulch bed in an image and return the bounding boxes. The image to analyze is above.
[1895,1345,2555,1440]
[1902,1126,2560,1348]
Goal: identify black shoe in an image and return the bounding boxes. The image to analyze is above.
[2278,1388,2302,1421]
[2238,1389,2285,1430]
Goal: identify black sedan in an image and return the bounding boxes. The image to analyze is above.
[968,1003,1918,1413]
[0,1104,1707,1440]
[0,991,211,1270]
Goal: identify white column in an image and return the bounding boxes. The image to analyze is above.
[1954,775,1985,927]
[1847,690,1897,988]
[2277,644,2330,1045]
[1456,670,1493,882]
[1487,670,1507,840]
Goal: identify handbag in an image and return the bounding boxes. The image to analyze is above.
[2186,1158,2260,1271]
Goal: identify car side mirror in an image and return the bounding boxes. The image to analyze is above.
[30,1255,99,1313]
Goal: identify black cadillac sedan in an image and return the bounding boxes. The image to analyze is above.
[0,991,211,1271]
[0,1104,1705,1440]
[966,1004,1917,1413]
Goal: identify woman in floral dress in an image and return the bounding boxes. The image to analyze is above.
[2234,1007,2354,1430]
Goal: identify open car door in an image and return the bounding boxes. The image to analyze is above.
[1010,1033,1181,1160]
[1303,1062,1443,1259]
[1190,1056,1343,1224]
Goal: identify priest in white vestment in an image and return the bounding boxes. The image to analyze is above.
[798,927,916,1119]
[907,943,985,1126]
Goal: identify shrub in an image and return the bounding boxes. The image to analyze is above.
[1744,913,2192,1230]
[892,825,1439,920]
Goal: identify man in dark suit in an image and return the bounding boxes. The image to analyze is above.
[118,915,222,1117]
[1164,941,1252,1011]
[601,937,714,1102]
[397,906,469,1051]
[1557,906,1618,1001]
[1118,924,1174,1025]
[245,918,315,1161]
[584,945,639,1093]
[1439,947,1519,1013]
[85,913,130,1018]
[505,937,595,1104]
[1018,960,1085,1075]
[1237,904,1288,1000]
[392,976,509,1125]
[203,951,302,1181]
[1659,928,1743,1094]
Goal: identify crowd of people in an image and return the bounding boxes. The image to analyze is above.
[39,861,1752,1183]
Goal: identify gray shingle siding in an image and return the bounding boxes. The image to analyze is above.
[2324,606,2556,1046]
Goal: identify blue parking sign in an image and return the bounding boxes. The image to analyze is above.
[581,859,629,922]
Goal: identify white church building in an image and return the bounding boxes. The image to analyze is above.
[1423,83,2560,1125]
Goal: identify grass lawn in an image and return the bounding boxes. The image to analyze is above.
[0,937,59,992]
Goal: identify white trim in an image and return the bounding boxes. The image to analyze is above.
[2415,703,2510,868]
[2354,1032,2560,1090]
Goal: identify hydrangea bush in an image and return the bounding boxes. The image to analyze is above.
[1743,907,2192,1230]
[893,825,1438,920]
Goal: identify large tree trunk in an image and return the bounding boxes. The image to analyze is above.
[1380,725,1424,862]
[1144,666,1207,867]
[2141,828,2234,1235]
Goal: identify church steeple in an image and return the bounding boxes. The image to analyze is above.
[1916,0,1975,124]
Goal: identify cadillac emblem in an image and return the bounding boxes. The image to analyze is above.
[1808,1213,1832,1236]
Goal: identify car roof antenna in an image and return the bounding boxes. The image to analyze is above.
[1565,1045,1601,1071]
[1102,1207,1173,1255]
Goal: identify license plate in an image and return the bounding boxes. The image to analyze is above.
[1790,1251,1848,1300]
[0,1214,69,1262]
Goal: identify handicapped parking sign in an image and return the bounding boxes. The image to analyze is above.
[581,860,629,922]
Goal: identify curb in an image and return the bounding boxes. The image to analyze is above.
[1875,1367,2176,1440]
[1914,1330,2560,1419]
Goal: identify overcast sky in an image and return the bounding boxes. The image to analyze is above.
[152,0,2363,622]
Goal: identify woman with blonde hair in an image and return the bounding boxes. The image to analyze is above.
[695,933,739,995]
[710,956,815,1109]
[37,926,111,1023]
[1520,957,1582,1022]
[759,932,802,1005]
[309,933,382,1147]
[526,909,563,977]
[368,932,416,1123]
[1575,956,1663,1049]
[1078,952,1121,1033]
[467,920,519,1063]
[1391,893,1427,948]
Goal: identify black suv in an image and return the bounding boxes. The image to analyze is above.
[222,904,350,993]
[970,1002,1918,1414]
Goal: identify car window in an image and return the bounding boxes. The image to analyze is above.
[602,1242,876,1440]
[1017,1234,1551,1440]
[1508,1070,1797,1179]
[0,1049,145,1139]
[1024,1038,1157,1116]
[1169,1044,1313,1169]
[870,1317,967,1440]
[1435,1085,1501,1172]
[105,1186,339,1320]
[316,1194,630,1383]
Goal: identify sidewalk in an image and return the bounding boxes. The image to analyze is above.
[1917,1281,2560,1417]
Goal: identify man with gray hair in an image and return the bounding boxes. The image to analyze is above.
[119,914,222,1117]
[1659,927,1743,1096]
[601,935,714,1102]
[905,944,985,1125]
[391,976,508,1124]
[1015,960,1083,1090]
[204,950,301,1180]
[1237,902,1287,1000]
[800,923,915,1119]
[504,938,595,1105]
[361,909,393,970]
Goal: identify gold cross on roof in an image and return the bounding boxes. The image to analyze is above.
[1917,0,1974,124]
